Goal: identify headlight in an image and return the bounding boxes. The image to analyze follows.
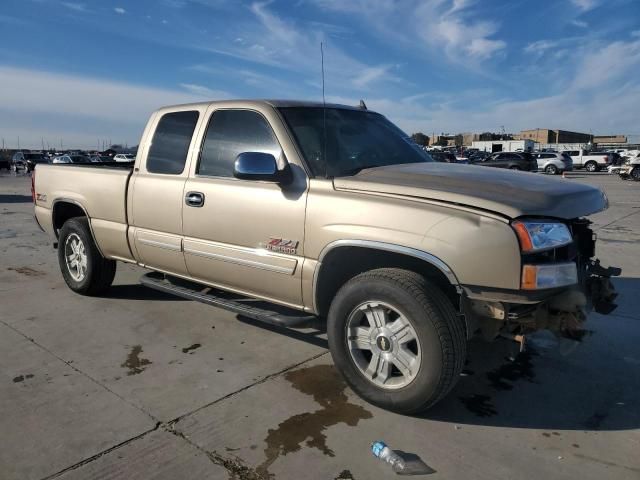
[522,263,578,290]
[512,220,572,252]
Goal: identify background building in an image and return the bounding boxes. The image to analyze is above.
[517,129,593,144]
[472,139,536,153]
[593,135,627,144]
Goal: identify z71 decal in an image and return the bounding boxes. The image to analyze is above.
[264,238,299,255]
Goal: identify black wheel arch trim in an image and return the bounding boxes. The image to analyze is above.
[51,198,104,257]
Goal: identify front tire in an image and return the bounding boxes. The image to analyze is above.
[327,268,466,414]
[545,164,558,175]
[632,167,640,182]
[58,217,116,295]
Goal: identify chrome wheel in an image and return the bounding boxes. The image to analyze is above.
[65,233,87,282]
[585,162,597,172]
[346,301,421,390]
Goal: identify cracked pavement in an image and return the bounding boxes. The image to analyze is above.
[1,172,639,479]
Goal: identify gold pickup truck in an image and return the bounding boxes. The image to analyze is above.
[32,100,619,413]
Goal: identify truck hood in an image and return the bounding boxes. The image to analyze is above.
[333,162,608,219]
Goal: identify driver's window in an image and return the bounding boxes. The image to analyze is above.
[198,110,282,178]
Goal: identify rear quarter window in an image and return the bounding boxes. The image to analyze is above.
[147,110,200,175]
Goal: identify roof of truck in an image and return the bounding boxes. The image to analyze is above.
[157,99,370,112]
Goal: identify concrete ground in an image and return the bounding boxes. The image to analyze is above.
[1,170,638,480]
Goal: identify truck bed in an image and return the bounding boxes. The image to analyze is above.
[34,163,135,261]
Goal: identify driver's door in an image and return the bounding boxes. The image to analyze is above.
[181,106,308,307]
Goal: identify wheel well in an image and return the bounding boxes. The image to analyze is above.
[314,246,459,318]
[52,201,86,237]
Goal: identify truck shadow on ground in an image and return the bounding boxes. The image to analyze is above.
[106,284,188,301]
[0,194,33,203]
[423,279,640,431]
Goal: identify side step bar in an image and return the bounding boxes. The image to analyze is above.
[140,272,318,328]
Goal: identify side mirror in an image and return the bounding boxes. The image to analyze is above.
[233,152,291,184]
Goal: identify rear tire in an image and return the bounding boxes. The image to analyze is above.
[327,268,466,414]
[632,167,640,182]
[509,165,520,170]
[585,161,598,172]
[58,217,116,295]
[545,164,558,175]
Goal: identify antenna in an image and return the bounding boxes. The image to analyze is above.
[321,41,327,178]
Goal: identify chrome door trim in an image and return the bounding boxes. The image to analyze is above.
[312,239,460,313]
[183,246,296,275]
[137,237,183,252]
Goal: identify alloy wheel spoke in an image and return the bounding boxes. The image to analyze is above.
[364,305,388,329]
[387,317,416,345]
[349,326,372,350]
[365,352,392,383]
[392,346,417,379]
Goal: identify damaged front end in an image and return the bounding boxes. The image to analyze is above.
[463,218,620,347]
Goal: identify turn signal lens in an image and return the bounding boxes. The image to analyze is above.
[521,263,578,290]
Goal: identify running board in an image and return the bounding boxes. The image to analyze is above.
[140,272,317,328]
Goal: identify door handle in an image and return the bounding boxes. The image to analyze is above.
[185,191,204,207]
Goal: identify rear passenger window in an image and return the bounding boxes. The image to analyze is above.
[147,111,199,175]
[197,110,281,178]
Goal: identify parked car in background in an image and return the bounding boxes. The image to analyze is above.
[468,151,491,163]
[113,153,135,162]
[0,152,11,170]
[428,151,458,163]
[11,152,28,171]
[470,151,538,171]
[23,153,50,172]
[533,152,573,175]
[618,157,640,181]
[52,155,73,164]
[565,149,610,172]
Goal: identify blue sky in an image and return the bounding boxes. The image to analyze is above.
[1,0,639,148]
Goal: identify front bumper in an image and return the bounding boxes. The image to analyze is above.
[463,261,619,340]
[462,218,620,340]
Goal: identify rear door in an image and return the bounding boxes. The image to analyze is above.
[181,105,309,307]
[129,107,204,276]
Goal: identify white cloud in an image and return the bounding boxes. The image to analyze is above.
[61,2,87,12]
[524,40,557,55]
[0,66,230,148]
[311,0,506,63]
[114,7,126,14]
[570,0,599,11]
[570,19,588,28]
[352,65,394,88]
[571,39,640,90]
[199,2,400,91]
[179,83,230,98]
[326,37,640,137]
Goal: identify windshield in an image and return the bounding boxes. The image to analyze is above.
[278,107,432,177]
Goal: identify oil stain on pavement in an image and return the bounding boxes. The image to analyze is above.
[256,364,372,477]
[121,345,152,375]
[182,343,202,354]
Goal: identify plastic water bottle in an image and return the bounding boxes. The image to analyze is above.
[371,441,406,473]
